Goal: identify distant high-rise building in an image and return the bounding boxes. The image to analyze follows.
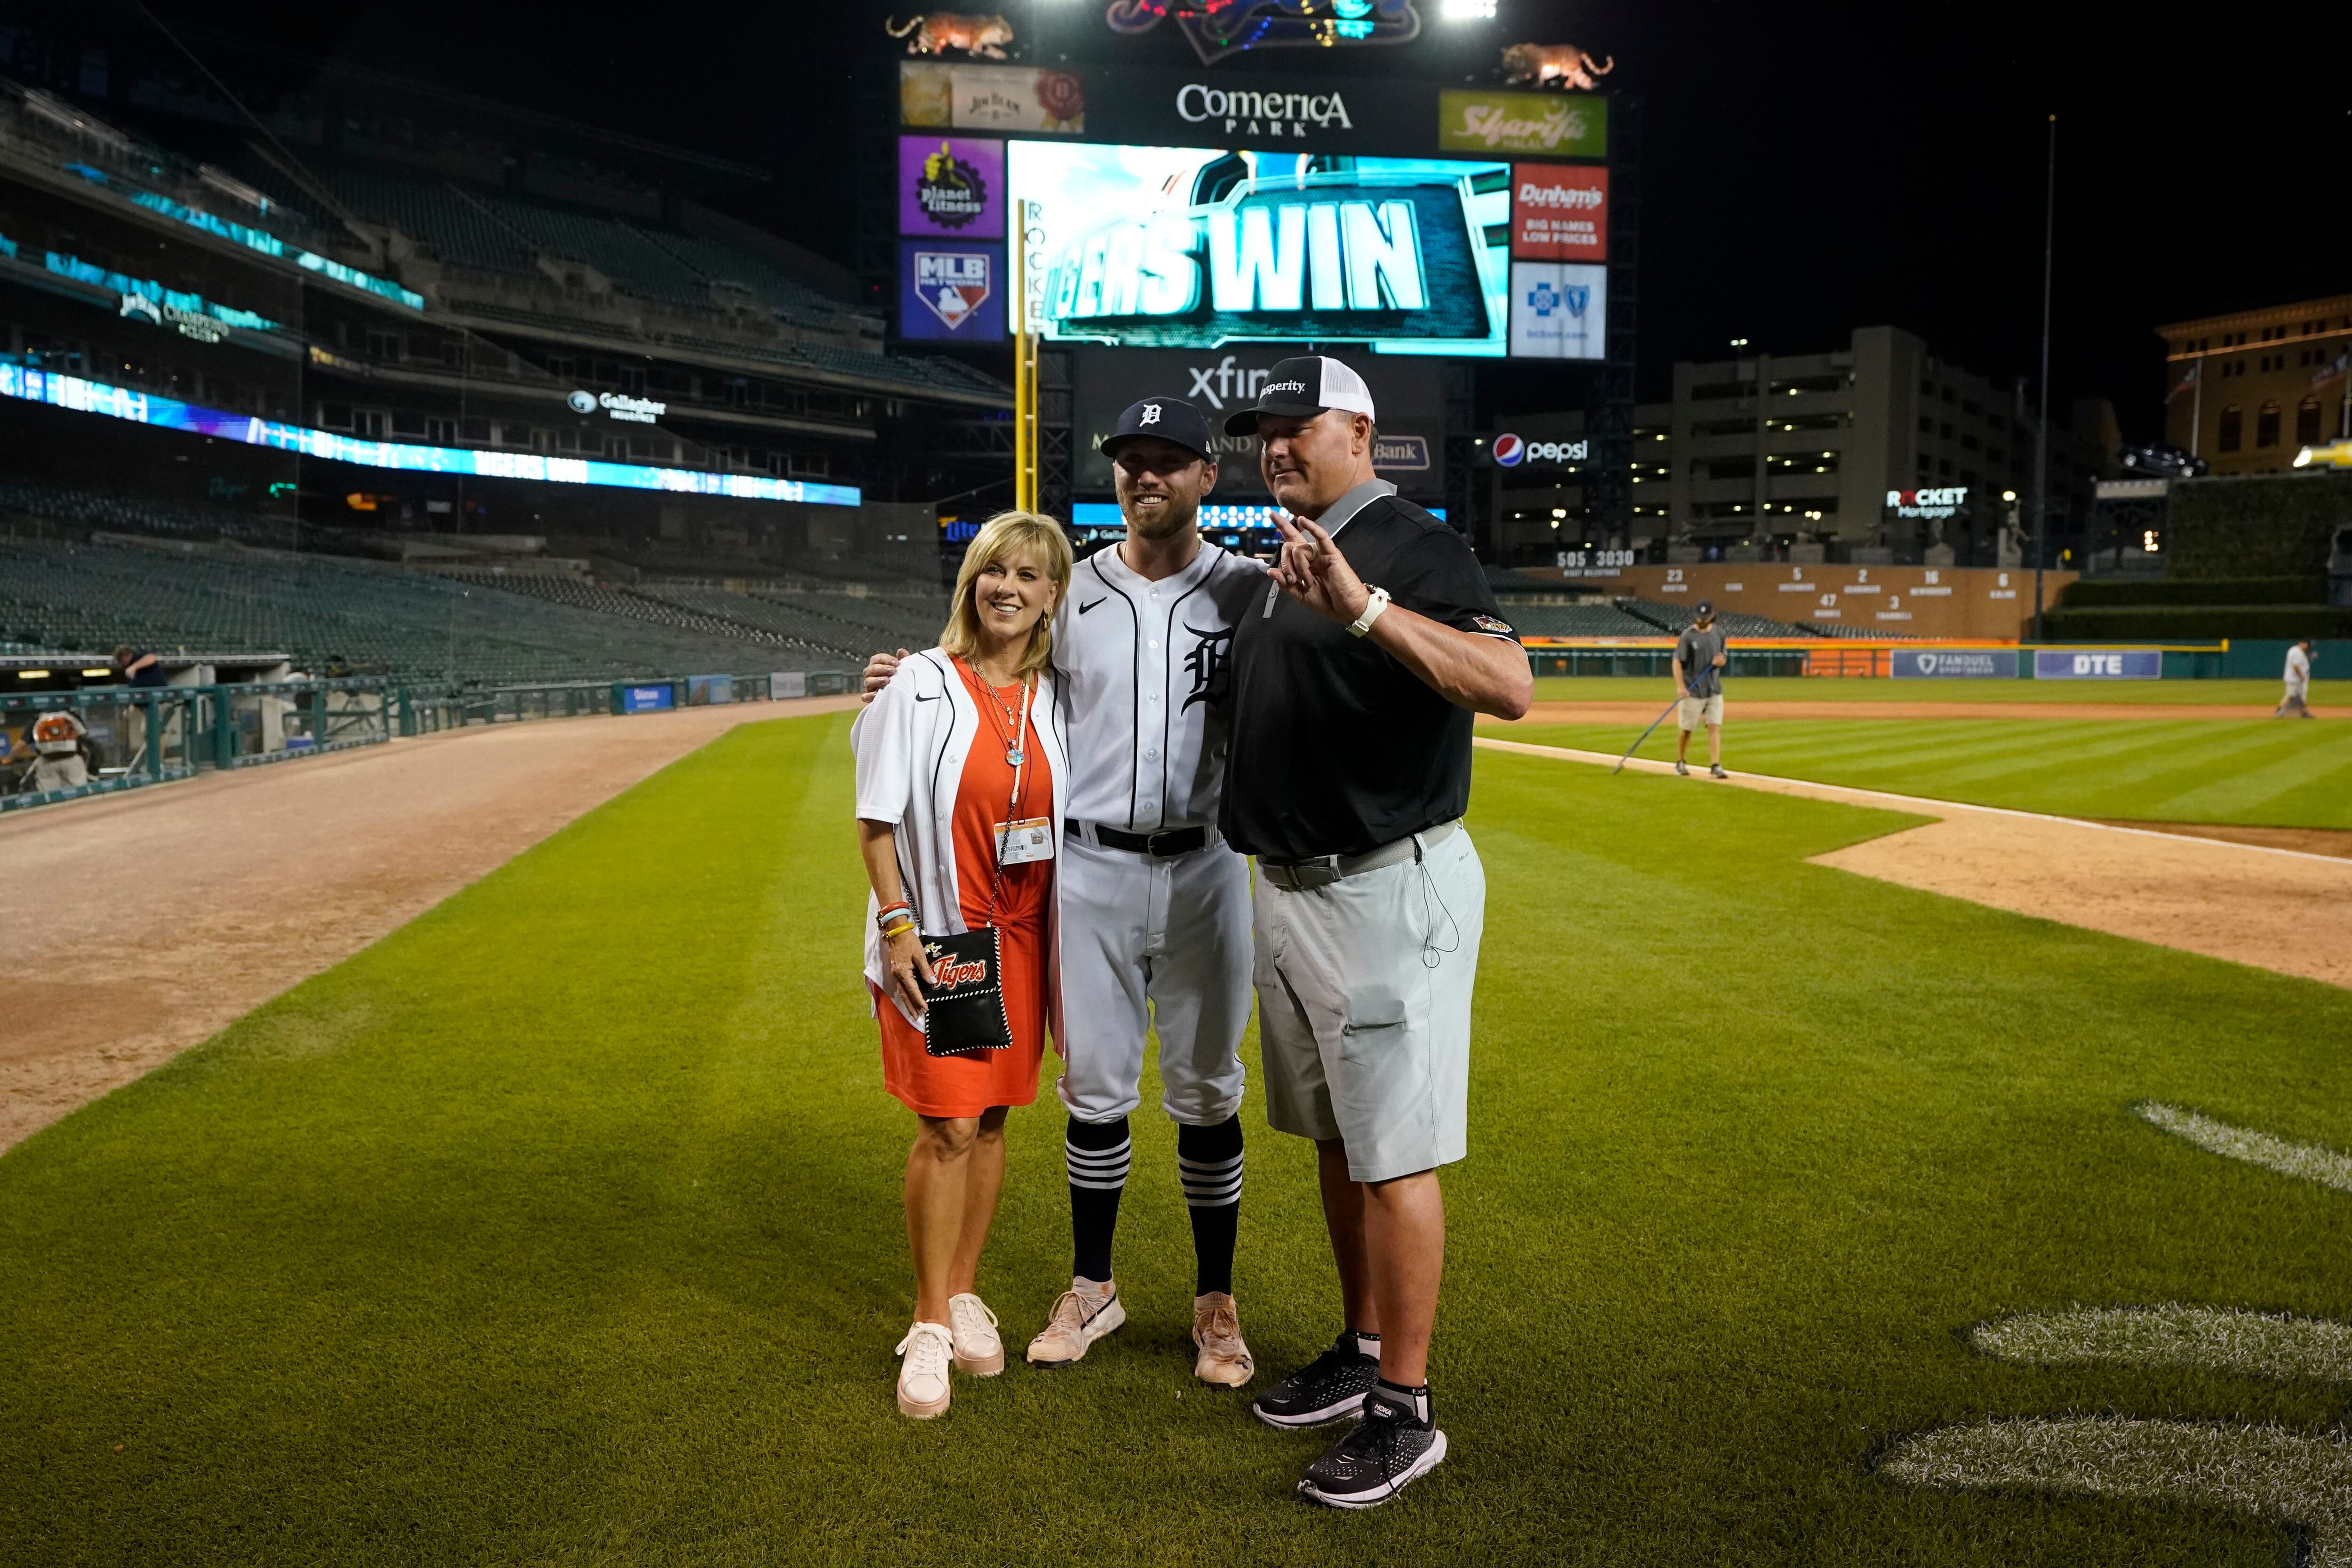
[1486,325,2114,566]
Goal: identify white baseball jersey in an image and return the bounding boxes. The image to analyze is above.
[2286,645,2311,694]
[1054,540,1264,832]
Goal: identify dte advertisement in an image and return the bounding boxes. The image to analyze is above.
[1007,142,1508,354]
[2034,650,2163,681]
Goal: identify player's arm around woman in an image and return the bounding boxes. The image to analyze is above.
[849,511,1073,1419]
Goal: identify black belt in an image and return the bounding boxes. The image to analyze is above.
[1070,820,1209,858]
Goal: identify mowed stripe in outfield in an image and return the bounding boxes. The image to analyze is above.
[6,712,2352,1566]
[1502,717,2352,828]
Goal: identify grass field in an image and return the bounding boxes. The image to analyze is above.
[7,713,2352,1565]
[1526,676,2349,707]
[1507,715,2352,828]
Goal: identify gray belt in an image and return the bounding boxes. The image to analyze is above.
[1258,819,1459,892]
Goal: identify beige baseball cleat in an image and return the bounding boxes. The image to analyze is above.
[1191,1291,1255,1387]
[948,1292,1005,1376]
[1026,1278,1125,1368]
[894,1321,954,1419]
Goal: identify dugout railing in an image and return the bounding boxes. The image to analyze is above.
[4,667,859,812]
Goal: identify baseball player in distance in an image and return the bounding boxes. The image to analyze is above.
[863,396,1266,1387]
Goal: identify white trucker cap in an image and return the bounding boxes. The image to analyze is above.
[1222,355,1378,435]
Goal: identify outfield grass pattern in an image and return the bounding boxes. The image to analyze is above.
[5,714,2351,1564]
[1511,715,2352,828]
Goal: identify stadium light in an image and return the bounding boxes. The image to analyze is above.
[1439,0,1498,17]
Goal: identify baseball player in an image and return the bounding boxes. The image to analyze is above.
[861,396,1266,1387]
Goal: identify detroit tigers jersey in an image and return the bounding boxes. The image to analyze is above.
[1054,539,1264,832]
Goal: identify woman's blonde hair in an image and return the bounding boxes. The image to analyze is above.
[940,510,1073,679]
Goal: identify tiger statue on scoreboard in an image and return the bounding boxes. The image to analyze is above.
[1500,43,1615,91]
[885,13,1015,59]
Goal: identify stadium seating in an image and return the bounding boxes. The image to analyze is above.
[1502,602,1672,637]
[0,482,298,546]
[1616,598,1817,638]
[0,537,839,684]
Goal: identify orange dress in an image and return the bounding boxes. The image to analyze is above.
[876,669,1053,1119]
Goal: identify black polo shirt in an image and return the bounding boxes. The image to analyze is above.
[1221,486,1520,859]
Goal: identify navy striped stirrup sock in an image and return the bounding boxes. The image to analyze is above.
[1065,1115,1131,1284]
[1176,1114,1244,1296]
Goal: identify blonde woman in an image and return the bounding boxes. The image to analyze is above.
[851,510,1073,1418]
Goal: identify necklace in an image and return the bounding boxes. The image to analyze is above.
[962,658,1032,769]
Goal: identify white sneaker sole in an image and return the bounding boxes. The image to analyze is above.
[953,1343,1005,1377]
[896,1380,950,1419]
[1025,1296,1126,1367]
[1298,1430,1447,1508]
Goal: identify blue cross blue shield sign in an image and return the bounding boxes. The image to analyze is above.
[1508,262,1605,360]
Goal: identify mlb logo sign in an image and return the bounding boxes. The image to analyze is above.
[917,251,991,328]
[899,241,1006,341]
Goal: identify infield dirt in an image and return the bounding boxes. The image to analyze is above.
[1478,737,2352,991]
[0,699,857,1153]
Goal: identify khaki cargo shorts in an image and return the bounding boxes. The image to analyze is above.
[1678,694,1724,731]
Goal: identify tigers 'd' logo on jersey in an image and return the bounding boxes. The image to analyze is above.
[1182,622,1234,711]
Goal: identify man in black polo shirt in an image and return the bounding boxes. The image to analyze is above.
[1219,356,1532,1508]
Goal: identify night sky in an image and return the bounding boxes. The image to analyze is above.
[93,0,2352,438]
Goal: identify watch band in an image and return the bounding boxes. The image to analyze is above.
[1346,585,1391,638]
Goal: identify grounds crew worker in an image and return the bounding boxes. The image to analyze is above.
[1219,356,1531,1508]
[1673,599,1728,778]
[2276,637,2315,718]
[863,396,1265,1389]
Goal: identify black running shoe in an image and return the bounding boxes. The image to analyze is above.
[1297,1390,1447,1509]
[1251,1331,1378,1429]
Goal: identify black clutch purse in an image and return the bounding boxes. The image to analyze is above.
[919,928,1013,1057]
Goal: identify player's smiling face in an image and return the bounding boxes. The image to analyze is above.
[1113,438,1216,542]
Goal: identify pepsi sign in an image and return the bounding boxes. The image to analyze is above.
[1491,432,1587,467]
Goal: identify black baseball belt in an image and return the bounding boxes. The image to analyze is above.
[1068,820,1210,858]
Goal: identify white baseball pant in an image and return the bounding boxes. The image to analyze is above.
[1055,832,1253,1126]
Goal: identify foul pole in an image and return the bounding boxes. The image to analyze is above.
[1012,199,1040,514]
[2031,114,2055,642]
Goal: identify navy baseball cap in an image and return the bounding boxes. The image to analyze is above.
[1222,355,1378,436]
[1693,600,1717,620]
[1100,397,1216,465]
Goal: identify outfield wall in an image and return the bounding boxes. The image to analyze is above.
[1510,564,2077,640]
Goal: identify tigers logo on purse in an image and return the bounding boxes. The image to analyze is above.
[918,929,1012,1056]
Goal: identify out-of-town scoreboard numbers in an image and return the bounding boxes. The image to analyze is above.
[891,58,1611,362]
